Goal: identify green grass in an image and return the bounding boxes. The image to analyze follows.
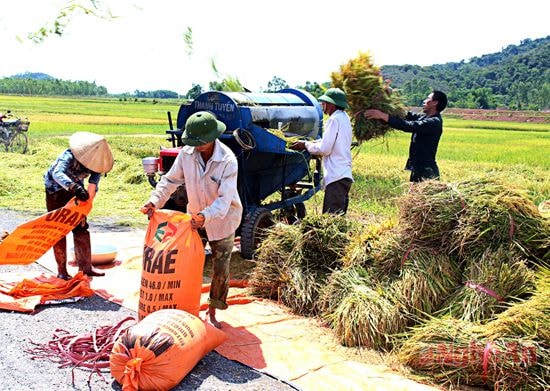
[1,95,549,229]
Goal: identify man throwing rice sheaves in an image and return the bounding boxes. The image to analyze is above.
[365,90,447,182]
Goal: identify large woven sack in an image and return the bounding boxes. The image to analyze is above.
[139,210,205,319]
[110,309,227,390]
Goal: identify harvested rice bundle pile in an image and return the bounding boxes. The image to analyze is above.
[321,266,406,350]
[390,248,461,319]
[281,214,357,315]
[451,178,550,260]
[398,317,547,390]
[441,247,536,323]
[248,223,300,299]
[397,180,464,250]
[252,213,357,316]
[484,264,550,342]
[341,218,396,269]
[298,213,357,272]
[279,261,326,316]
[367,228,411,279]
[330,52,406,141]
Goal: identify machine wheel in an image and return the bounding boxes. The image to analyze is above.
[9,131,27,154]
[240,208,274,259]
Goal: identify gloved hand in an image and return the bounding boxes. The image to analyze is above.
[191,213,205,230]
[71,183,89,201]
[140,202,155,218]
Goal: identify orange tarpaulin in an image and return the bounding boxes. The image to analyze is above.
[0,271,94,312]
[26,230,438,390]
[0,198,92,265]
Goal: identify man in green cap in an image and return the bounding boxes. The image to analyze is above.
[290,88,353,214]
[141,111,242,328]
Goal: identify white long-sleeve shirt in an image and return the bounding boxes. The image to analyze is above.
[305,110,353,187]
[148,139,243,241]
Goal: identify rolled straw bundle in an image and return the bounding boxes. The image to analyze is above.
[298,213,357,273]
[248,223,300,299]
[484,264,550,342]
[390,248,461,319]
[451,177,550,261]
[441,247,536,322]
[256,214,356,316]
[321,266,406,350]
[341,218,396,269]
[330,52,406,141]
[397,180,464,251]
[280,262,326,316]
[398,317,547,390]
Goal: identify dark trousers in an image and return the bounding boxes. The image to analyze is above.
[410,165,440,182]
[45,189,91,276]
[323,178,353,215]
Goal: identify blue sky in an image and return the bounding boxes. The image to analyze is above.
[1,0,548,94]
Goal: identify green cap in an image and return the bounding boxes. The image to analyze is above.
[318,88,349,109]
[182,111,226,146]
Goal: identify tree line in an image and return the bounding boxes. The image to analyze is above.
[2,36,548,110]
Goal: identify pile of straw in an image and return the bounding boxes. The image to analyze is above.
[484,265,550,341]
[248,223,299,299]
[321,266,405,350]
[330,52,406,141]
[390,248,461,319]
[397,180,464,250]
[442,247,536,322]
[298,213,357,273]
[249,213,357,316]
[398,317,548,390]
[341,218,396,269]
[450,178,550,260]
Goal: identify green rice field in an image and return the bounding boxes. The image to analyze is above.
[0,95,548,228]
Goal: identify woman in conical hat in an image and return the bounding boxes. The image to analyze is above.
[44,131,114,280]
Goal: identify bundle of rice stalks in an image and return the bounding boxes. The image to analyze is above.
[441,247,536,322]
[330,52,406,141]
[451,177,550,261]
[341,218,396,269]
[279,262,326,316]
[298,213,357,273]
[248,224,300,299]
[398,317,548,390]
[485,293,550,343]
[367,228,411,279]
[397,180,464,250]
[390,248,461,319]
[321,266,406,350]
[484,264,550,342]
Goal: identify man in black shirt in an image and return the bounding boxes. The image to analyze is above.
[365,90,448,182]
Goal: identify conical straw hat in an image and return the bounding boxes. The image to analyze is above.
[69,132,114,173]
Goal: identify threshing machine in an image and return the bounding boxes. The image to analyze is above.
[143,88,323,259]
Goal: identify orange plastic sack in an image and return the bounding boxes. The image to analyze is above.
[110,309,227,391]
[0,198,92,265]
[139,209,205,320]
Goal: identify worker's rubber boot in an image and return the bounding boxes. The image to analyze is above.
[53,237,71,280]
[74,231,105,277]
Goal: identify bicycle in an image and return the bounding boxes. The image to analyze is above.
[0,110,30,153]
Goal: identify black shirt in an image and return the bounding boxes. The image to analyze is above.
[388,112,443,172]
